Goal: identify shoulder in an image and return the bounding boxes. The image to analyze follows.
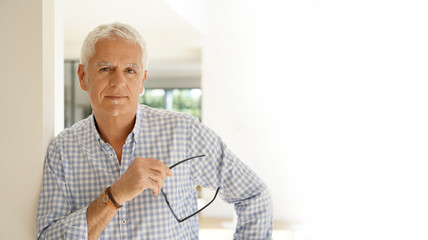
[49,115,93,149]
[45,116,93,173]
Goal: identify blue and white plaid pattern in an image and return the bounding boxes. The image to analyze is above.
[37,104,273,239]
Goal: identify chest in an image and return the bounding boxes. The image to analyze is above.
[62,133,192,209]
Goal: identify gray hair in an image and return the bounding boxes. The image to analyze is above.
[80,22,148,71]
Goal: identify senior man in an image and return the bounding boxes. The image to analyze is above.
[37,22,272,239]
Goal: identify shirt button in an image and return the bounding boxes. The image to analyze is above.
[122,220,127,224]
[109,153,113,158]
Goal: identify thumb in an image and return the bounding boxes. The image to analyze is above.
[165,166,173,176]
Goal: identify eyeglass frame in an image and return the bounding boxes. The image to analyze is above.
[160,154,221,223]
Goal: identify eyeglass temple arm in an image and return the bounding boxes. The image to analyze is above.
[161,189,182,222]
[168,154,206,169]
[176,187,221,223]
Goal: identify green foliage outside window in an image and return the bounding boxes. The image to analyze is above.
[139,89,201,120]
[139,89,166,109]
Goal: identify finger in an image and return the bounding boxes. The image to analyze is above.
[165,165,173,176]
[141,158,172,176]
[148,168,167,183]
[148,177,160,196]
[150,161,171,176]
[149,167,167,182]
[147,171,165,191]
[150,172,165,195]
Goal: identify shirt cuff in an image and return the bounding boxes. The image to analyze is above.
[65,206,88,240]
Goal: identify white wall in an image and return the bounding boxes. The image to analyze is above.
[173,0,428,239]
[0,0,59,239]
[199,0,298,223]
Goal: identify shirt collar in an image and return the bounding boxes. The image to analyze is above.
[90,114,104,144]
[132,105,142,143]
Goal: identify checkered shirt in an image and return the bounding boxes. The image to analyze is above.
[37,104,273,239]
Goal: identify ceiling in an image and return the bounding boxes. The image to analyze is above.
[63,0,202,71]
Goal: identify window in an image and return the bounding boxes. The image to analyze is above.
[64,61,92,128]
[140,89,202,120]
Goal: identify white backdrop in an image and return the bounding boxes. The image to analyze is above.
[170,0,428,239]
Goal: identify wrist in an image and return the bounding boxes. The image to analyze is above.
[109,184,126,205]
[102,188,119,210]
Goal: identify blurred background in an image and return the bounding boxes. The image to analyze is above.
[1,0,428,239]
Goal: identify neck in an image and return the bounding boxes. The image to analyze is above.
[93,111,136,146]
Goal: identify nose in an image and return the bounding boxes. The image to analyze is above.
[109,71,126,87]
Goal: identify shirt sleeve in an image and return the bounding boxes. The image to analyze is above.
[36,139,88,240]
[188,117,273,240]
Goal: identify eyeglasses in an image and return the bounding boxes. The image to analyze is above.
[161,155,221,223]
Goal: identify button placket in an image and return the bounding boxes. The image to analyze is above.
[117,137,133,238]
[117,203,129,238]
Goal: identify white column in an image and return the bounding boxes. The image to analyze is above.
[0,0,60,238]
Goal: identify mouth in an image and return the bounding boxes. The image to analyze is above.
[105,96,127,99]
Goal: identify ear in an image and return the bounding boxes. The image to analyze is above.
[77,64,88,91]
[139,70,147,95]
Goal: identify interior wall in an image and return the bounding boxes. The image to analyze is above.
[0,0,57,238]
[199,1,295,223]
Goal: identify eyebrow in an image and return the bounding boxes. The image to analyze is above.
[97,62,140,69]
[127,63,139,69]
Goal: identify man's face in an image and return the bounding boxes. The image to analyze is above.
[78,39,146,118]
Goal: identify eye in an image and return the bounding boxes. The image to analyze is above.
[126,68,136,74]
[99,67,110,72]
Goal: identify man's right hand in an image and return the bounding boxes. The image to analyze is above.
[109,158,173,205]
